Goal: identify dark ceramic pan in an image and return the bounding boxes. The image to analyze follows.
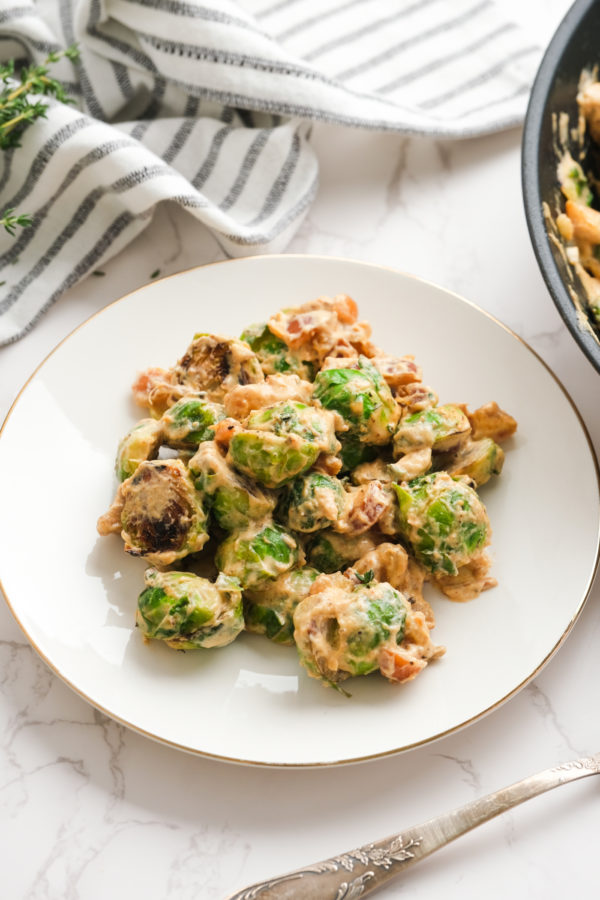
[522,0,600,373]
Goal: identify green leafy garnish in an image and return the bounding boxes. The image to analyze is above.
[355,569,375,586]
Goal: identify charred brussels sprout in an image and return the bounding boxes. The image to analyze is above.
[241,322,316,381]
[313,357,399,446]
[393,404,470,457]
[160,396,225,449]
[244,566,319,644]
[393,472,489,576]
[282,472,346,533]
[228,401,338,489]
[120,459,209,565]
[307,530,381,573]
[215,520,300,590]
[189,441,275,531]
[115,418,163,481]
[136,568,243,649]
[293,573,408,682]
[174,334,264,401]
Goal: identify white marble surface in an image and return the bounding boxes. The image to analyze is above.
[2,2,600,897]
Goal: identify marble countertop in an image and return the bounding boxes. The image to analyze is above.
[2,2,600,897]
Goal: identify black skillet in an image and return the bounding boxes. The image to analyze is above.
[522,0,600,373]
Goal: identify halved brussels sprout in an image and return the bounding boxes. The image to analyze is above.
[115,418,163,482]
[393,404,471,458]
[313,356,399,446]
[293,573,408,682]
[160,395,225,449]
[189,441,276,530]
[438,438,505,487]
[174,334,264,401]
[241,322,316,380]
[136,568,243,649]
[244,566,319,644]
[228,401,338,489]
[119,459,209,565]
[393,472,489,576]
[307,529,381,573]
[215,520,300,590]
[282,472,346,533]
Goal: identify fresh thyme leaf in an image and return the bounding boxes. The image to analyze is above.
[355,569,375,586]
[150,269,161,279]
[92,270,106,277]
[1,208,32,235]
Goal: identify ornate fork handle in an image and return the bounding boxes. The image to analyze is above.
[226,753,600,900]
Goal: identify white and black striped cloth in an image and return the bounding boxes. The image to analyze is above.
[0,0,541,344]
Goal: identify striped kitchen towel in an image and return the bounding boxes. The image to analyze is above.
[0,0,541,344]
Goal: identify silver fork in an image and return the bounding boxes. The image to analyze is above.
[226,751,600,900]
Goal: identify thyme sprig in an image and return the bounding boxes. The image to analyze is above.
[0,45,79,236]
[0,208,33,235]
[0,45,79,149]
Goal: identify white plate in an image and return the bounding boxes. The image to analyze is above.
[1,255,598,766]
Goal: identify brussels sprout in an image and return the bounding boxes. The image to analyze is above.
[293,573,408,682]
[438,438,505,487]
[393,472,489,576]
[228,401,338,489]
[228,432,320,489]
[246,401,338,453]
[189,441,276,530]
[174,334,264,401]
[115,418,163,481]
[338,433,378,472]
[307,529,381,573]
[241,322,316,381]
[244,566,319,644]
[120,459,209,565]
[215,520,300,590]
[393,404,471,458]
[313,356,399,446]
[160,395,225,449]
[282,472,347,533]
[136,568,243,649]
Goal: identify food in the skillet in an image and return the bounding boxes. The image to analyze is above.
[215,519,300,590]
[137,568,243,649]
[555,73,600,326]
[97,293,517,692]
[293,571,444,686]
[97,458,209,566]
[244,566,320,644]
